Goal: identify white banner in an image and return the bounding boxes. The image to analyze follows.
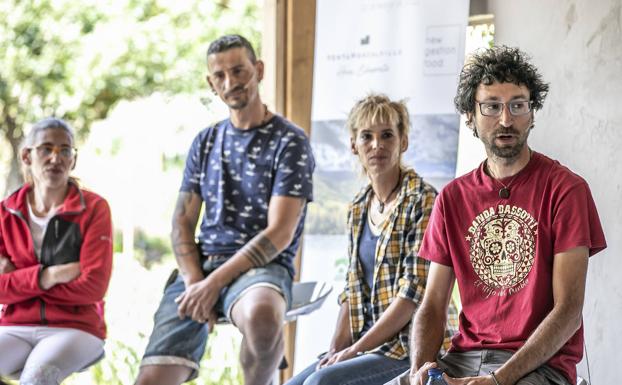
[296,0,469,374]
[312,0,469,119]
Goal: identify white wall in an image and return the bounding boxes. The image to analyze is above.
[459,1,622,383]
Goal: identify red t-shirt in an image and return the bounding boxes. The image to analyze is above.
[420,151,606,384]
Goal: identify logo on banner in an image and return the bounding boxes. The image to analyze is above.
[466,205,538,298]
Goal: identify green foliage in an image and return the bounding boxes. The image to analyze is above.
[82,340,142,385]
[189,327,244,385]
[113,229,123,253]
[0,0,262,193]
[468,22,495,49]
[483,24,495,48]
[334,256,348,282]
[62,327,243,385]
[133,228,172,268]
[162,152,186,171]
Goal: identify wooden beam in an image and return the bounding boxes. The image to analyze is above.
[284,0,316,136]
[276,0,316,383]
[262,0,286,114]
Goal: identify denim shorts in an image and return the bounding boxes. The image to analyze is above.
[140,260,292,380]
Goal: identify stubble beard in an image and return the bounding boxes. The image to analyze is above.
[228,99,248,110]
[489,138,526,159]
[479,125,531,162]
[225,92,248,110]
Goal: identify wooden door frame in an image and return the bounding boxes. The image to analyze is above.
[262,0,316,382]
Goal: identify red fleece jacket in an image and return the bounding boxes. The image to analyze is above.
[0,183,113,339]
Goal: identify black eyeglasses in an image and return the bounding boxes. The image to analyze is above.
[28,144,78,159]
[475,100,533,117]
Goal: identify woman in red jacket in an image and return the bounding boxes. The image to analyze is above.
[0,118,113,385]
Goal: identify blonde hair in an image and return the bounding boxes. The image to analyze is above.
[346,93,410,174]
[346,93,410,140]
[20,117,79,186]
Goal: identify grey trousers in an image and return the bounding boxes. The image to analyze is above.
[384,350,570,385]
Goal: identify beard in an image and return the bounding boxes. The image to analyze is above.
[479,125,530,159]
[489,137,526,158]
[227,99,248,110]
[224,86,249,110]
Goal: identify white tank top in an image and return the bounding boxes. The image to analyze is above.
[27,202,55,259]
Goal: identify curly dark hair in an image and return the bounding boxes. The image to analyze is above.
[207,34,256,63]
[454,46,549,116]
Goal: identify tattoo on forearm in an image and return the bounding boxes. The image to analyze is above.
[240,234,279,267]
[172,241,197,255]
[171,239,200,264]
[171,192,200,261]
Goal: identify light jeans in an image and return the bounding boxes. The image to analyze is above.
[0,326,104,385]
[285,352,410,385]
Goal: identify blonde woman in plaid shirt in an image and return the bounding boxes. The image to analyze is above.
[286,94,458,385]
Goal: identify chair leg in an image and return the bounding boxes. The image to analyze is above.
[577,377,589,385]
[270,356,288,385]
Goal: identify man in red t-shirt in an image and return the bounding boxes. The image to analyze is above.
[386,46,606,385]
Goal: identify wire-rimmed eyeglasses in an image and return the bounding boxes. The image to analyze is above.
[476,100,533,117]
[28,144,78,159]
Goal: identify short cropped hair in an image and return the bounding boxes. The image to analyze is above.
[21,117,78,186]
[454,46,549,115]
[346,93,410,140]
[207,34,257,63]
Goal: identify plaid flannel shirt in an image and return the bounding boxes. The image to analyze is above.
[338,169,459,359]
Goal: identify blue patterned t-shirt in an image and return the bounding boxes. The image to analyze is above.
[180,115,315,277]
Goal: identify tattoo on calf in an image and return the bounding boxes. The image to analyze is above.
[241,234,279,267]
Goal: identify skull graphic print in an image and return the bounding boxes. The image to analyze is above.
[467,205,537,295]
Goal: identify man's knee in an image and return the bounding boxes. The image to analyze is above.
[238,302,284,351]
[134,365,193,385]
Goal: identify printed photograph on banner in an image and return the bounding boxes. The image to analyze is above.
[309,114,460,235]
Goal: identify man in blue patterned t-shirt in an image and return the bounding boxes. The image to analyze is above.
[136,35,315,385]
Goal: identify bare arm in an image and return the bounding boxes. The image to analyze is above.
[171,191,204,286]
[176,195,305,323]
[490,246,588,385]
[323,297,417,366]
[442,246,590,385]
[355,297,417,352]
[330,300,353,351]
[410,262,455,385]
[316,301,353,366]
[212,195,305,282]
